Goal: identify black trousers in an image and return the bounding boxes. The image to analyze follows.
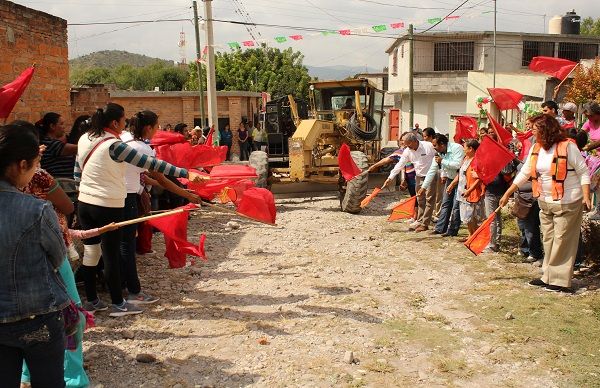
[119,194,142,294]
[78,201,124,305]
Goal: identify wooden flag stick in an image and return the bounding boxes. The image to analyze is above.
[200,200,275,226]
[113,206,201,228]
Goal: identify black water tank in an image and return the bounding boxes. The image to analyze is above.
[561,10,581,35]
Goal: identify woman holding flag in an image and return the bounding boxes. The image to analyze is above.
[499,114,590,293]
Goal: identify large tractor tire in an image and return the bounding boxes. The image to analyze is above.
[339,151,369,214]
[249,150,269,188]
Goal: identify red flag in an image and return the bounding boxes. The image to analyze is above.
[486,112,513,146]
[236,187,276,224]
[487,88,523,111]
[360,187,381,208]
[147,204,207,268]
[289,35,303,40]
[155,142,227,169]
[454,116,478,143]
[339,29,351,35]
[242,40,255,47]
[187,178,255,201]
[464,212,496,255]
[0,66,35,119]
[208,165,257,180]
[471,135,515,185]
[388,196,417,221]
[150,131,187,146]
[516,130,533,161]
[390,22,405,29]
[338,143,362,181]
[528,56,577,81]
[205,126,214,146]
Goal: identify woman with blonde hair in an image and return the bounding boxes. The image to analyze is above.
[500,114,591,293]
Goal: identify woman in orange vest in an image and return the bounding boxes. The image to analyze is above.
[447,139,486,239]
[500,114,591,293]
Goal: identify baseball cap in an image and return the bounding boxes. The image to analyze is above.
[562,102,577,112]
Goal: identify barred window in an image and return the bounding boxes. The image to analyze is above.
[522,41,554,66]
[392,48,398,75]
[433,41,474,71]
[557,42,598,62]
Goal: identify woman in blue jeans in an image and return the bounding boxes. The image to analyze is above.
[0,124,70,387]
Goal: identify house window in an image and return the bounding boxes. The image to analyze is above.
[392,48,398,75]
[433,41,474,71]
[522,41,554,66]
[557,42,599,62]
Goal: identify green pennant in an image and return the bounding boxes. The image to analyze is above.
[321,30,337,36]
[274,36,287,43]
[372,24,387,32]
[227,42,240,49]
[427,17,442,24]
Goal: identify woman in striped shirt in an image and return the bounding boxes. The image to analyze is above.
[75,103,203,317]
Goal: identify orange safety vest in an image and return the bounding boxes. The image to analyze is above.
[465,164,485,203]
[530,140,573,200]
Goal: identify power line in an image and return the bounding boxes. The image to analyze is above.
[419,0,471,34]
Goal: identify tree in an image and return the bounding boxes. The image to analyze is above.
[581,17,600,36]
[565,58,600,104]
[185,46,311,98]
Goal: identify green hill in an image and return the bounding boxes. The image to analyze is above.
[69,50,174,69]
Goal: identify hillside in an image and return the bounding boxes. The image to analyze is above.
[306,64,381,80]
[69,50,175,69]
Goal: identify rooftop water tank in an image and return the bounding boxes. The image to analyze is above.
[561,10,581,35]
[549,15,562,34]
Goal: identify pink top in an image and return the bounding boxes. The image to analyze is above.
[583,120,600,142]
[68,228,101,240]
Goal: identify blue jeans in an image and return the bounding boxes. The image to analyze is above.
[517,201,543,259]
[435,179,460,234]
[0,311,66,388]
[484,193,502,250]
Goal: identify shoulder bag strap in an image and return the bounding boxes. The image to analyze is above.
[81,136,116,172]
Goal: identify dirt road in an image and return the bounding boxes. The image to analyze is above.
[85,191,600,387]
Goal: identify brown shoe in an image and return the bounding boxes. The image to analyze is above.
[415,225,428,232]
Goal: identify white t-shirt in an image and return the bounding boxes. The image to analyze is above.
[388,141,436,180]
[120,131,156,194]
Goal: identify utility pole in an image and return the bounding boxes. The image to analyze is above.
[492,0,497,88]
[192,1,205,126]
[203,0,219,133]
[408,24,414,130]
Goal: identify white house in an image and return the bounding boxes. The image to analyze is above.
[386,30,600,137]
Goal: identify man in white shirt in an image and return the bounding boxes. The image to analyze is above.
[382,132,437,232]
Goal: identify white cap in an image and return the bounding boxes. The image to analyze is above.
[193,125,202,130]
[562,102,577,112]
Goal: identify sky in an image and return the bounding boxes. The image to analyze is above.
[14,0,600,70]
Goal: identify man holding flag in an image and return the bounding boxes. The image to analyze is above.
[418,134,465,236]
[381,132,436,232]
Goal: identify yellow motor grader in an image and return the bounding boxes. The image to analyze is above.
[250,78,385,213]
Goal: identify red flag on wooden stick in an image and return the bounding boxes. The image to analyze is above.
[236,187,277,224]
[147,204,207,268]
[487,88,523,111]
[464,212,496,255]
[155,142,227,169]
[0,66,35,119]
[454,116,478,143]
[528,56,577,80]
[471,135,516,185]
[209,165,257,180]
[388,196,417,221]
[516,130,534,161]
[360,187,381,208]
[338,143,362,181]
[486,112,513,146]
[205,126,214,146]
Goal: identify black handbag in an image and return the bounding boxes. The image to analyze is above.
[511,192,534,219]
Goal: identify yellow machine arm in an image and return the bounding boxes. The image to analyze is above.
[288,95,301,127]
[354,90,364,124]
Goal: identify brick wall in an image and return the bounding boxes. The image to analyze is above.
[0,0,69,122]
[70,84,110,121]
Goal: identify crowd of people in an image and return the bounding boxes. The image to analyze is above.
[376,100,600,294]
[0,104,207,386]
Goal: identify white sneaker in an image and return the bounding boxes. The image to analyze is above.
[409,220,420,228]
[109,301,143,317]
[406,218,415,224]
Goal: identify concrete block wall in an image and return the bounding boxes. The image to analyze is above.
[0,0,69,123]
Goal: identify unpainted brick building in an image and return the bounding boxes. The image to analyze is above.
[0,0,69,122]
